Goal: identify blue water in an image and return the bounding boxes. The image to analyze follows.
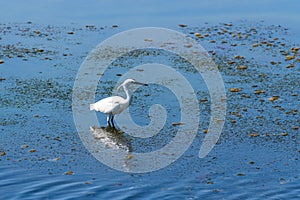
[1,0,299,32]
[1,1,300,199]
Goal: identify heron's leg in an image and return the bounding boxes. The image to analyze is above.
[111,115,115,128]
[107,115,111,127]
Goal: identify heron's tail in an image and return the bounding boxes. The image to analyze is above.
[90,103,95,110]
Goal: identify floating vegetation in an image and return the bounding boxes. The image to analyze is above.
[178,24,187,27]
[236,65,247,70]
[254,90,265,95]
[64,171,74,175]
[250,133,259,137]
[171,122,184,127]
[202,129,208,134]
[194,33,203,38]
[236,173,246,176]
[29,149,36,153]
[229,88,242,92]
[268,96,279,101]
[285,63,294,68]
[1,78,73,109]
[281,132,288,136]
[234,55,244,59]
[0,44,58,60]
[285,55,295,61]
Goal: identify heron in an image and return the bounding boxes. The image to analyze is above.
[90,79,148,127]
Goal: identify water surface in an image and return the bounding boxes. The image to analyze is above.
[0,1,300,199]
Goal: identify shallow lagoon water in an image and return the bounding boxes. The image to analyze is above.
[1,1,300,199]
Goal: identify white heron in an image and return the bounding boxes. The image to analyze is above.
[90,79,148,127]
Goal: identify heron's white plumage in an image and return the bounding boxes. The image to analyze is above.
[90,96,129,115]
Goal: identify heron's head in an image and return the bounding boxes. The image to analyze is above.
[123,78,136,85]
[117,79,148,90]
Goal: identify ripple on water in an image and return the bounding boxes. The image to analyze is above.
[0,165,299,199]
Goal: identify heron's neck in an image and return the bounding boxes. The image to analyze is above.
[123,86,131,103]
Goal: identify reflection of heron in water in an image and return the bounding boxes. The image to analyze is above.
[90,126,133,172]
[90,126,132,152]
[90,79,148,127]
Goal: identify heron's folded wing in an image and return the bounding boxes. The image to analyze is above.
[94,96,124,114]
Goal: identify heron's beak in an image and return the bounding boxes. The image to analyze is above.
[134,82,148,86]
